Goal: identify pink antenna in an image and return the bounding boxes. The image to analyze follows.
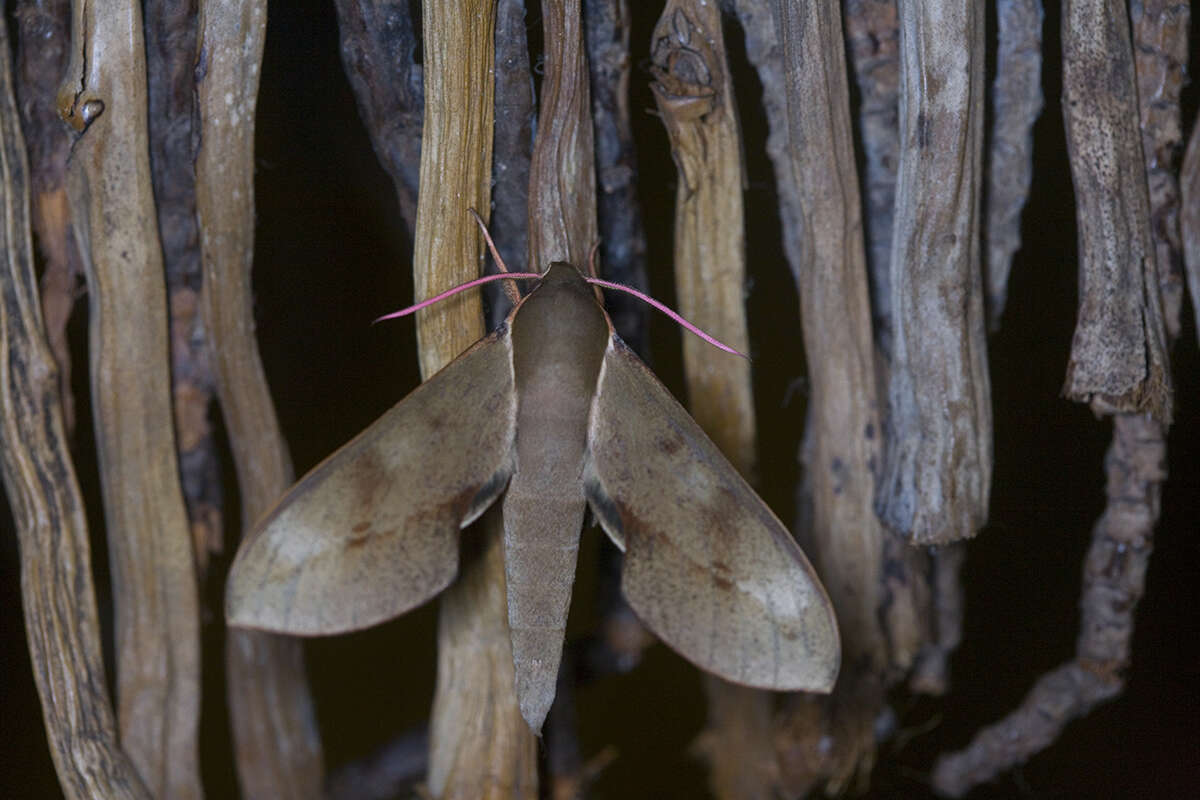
[374,272,542,322]
[585,278,748,359]
[375,258,748,359]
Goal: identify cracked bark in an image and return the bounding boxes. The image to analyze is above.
[874,0,992,546]
[773,0,928,791]
[1060,0,1172,422]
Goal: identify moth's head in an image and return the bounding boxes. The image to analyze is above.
[525,262,602,309]
[537,261,588,287]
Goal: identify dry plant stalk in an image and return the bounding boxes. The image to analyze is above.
[1130,0,1191,341]
[875,0,992,545]
[650,0,756,474]
[334,0,424,236]
[487,0,535,328]
[842,0,970,700]
[417,2,536,797]
[1060,0,1172,422]
[986,0,1043,329]
[907,542,966,695]
[1183,115,1200,348]
[842,0,900,357]
[587,0,650,352]
[772,1,930,792]
[649,6,771,799]
[56,1,203,796]
[194,1,326,797]
[528,0,598,267]
[14,0,82,434]
[932,413,1168,795]
[0,17,150,799]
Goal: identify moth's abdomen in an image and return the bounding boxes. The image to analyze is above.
[502,484,585,732]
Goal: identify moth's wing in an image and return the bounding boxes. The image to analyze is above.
[226,329,517,635]
[584,339,839,692]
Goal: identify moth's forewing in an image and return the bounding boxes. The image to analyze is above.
[226,330,518,634]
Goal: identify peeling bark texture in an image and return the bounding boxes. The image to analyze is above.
[145,0,224,576]
[57,0,203,796]
[842,0,900,359]
[875,0,992,545]
[932,413,1167,796]
[14,0,82,435]
[334,0,424,236]
[528,0,598,268]
[0,16,151,799]
[1060,0,1172,422]
[985,0,1043,330]
[487,0,534,328]
[417,2,537,797]
[194,1,326,797]
[1130,0,1191,342]
[1184,114,1200,347]
[649,3,772,797]
[585,0,650,354]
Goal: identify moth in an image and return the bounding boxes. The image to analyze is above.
[226,260,839,732]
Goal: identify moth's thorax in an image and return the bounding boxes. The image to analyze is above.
[509,263,609,483]
[510,264,609,403]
